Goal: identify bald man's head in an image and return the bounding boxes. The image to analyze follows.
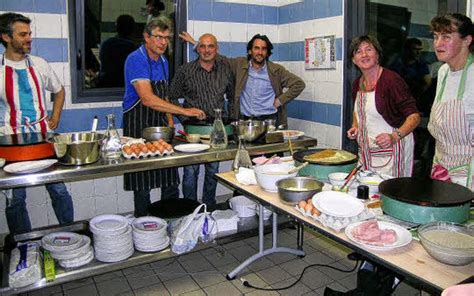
[197,33,218,63]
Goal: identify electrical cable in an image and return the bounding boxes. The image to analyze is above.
[240,259,360,291]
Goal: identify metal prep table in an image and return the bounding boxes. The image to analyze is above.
[216,171,474,295]
[0,137,317,295]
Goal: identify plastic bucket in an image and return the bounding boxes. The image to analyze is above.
[229,195,257,218]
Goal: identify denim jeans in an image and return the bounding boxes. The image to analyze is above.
[182,162,219,207]
[5,182,74,234]
[133,184,179,217]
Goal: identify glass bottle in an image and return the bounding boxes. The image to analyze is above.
[232,135,253,172]
[210,108,228,149]
[101,114,122,159]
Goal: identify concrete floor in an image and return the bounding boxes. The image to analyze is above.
[21,227,424,296]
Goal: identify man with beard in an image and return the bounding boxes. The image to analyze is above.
[180,33,305,126]
[0,13,73,233]
[169,33,233,208]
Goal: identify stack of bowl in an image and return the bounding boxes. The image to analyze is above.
[89,214,134,263]
[131,216,169,252]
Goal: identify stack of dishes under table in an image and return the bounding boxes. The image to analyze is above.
[41,232,94,268]
[131,216,169,252]
[89,214,134,262]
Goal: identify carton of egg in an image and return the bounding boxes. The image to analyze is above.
[295,199,374,232]
[122,139,173,159]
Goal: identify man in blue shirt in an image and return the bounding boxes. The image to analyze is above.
[123,19,205,217]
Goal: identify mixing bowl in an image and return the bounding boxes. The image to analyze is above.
[142,127,174,142]
[254,163,297,192]
[418,221,474,266]
[50,132,104,165]
[276,177,324,205]
[231,120,266,142]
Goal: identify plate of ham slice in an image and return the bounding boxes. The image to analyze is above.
[345,220,412,251]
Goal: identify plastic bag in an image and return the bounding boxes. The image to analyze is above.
[169,204,217,254]
[9,241,42,288]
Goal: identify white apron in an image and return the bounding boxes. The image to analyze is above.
[355,90,414,177]
[0,56,49,135]
[428,54,473,190]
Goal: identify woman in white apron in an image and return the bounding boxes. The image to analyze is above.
[428,14,474,190]
[347,36,421,177]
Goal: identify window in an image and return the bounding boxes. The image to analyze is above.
[342,0,467,151]
[69,0,186,103]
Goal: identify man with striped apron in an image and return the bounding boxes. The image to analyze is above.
[123,19,205,217]
[428,53,474,190]
[0,13,73,233]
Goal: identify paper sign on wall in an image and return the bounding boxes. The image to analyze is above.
[304,35,336,70]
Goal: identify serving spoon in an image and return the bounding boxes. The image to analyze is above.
[288,162,308,174]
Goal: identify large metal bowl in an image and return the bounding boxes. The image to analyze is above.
[276,177,324,205]
[50,132,104,165]
[232,120,266,142]
[142,127,175,142]
[418,221,474,266]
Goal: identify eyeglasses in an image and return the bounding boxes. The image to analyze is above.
[149,33,171,42]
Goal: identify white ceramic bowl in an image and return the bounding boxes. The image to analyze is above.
[254,163,297,192]
[327,172,349,186]
[187,134,201,143]
[358,176,383,194]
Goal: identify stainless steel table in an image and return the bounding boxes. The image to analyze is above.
[0,137,317,189]
[0,137,317,295]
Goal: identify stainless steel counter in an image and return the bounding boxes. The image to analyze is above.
[0,137,317,189]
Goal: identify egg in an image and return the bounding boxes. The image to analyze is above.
[298,200,307,209]
[130,144,138,150]
[145,142,154,149]
[152,141,161,148]
[157,145,165,154]
[132,147,141,156]
[304,202,314,213]
[311,208,321,217]
[140,145,148,153]
[148,145,157,153]
[123,146,132,155]
[163,143,172,151]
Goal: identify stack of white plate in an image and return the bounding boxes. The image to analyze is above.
[132,216,169,252]
[41,232,94,268]
[89,214,134,262]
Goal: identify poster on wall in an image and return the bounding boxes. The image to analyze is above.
[304,35,336,70]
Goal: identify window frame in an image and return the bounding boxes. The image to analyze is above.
[68,0,187,104]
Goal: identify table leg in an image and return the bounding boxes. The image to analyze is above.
[226,205,306,280]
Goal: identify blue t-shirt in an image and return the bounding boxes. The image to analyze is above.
[123,45,169,111]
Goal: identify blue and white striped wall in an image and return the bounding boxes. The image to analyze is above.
[188,0,344,148]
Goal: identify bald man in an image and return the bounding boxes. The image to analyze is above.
[169,33,234,207]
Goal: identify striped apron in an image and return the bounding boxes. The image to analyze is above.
[0,57,49,135]
[123,78,178,191]
[355,90,414,177]
[428,54,473,190]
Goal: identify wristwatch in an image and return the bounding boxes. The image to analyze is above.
[395,129,403,139]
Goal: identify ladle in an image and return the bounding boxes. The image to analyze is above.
[288,162,308,174]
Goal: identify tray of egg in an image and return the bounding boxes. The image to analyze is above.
[122,139,173,159]
[295,199,374,232]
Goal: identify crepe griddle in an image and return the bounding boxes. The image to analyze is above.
[0,132,55,162]
[379,177,473,207]
[293,149,357,166]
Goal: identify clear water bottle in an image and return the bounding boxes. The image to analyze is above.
[101,114,122,159]
[232,135,253,172]
[210,109,228,149]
